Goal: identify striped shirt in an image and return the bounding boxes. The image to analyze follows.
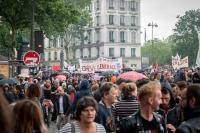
[58,121,106,133]
[112,99,139,123]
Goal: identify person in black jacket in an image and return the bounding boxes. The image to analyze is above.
[176,84,200,133]
[119,81,167,133]
[158,82,181,133]
[54,86,71,130]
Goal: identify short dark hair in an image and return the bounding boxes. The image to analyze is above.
[187,84,200,106]
[75,96,98,121]
[161,87,170,95]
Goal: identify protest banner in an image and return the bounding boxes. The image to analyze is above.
[172,54,188,69]
[79,57,123,73]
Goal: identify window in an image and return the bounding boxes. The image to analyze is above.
[131,64,136,67]
[120,0,125,10]
[120,15,125,25]
[109,31,114,42]
[109,48,114,57]
[88,31,91,43]
[60,37,64,47]
[53,38,57,48]
[109,0,114,9]
[120,31,125,42]
[120,48,125,57]
[109,15,114,25]
[130,1,136,11]
[96,30,100,42]
[54,51,57,60]
[48,52,51,61]
[48,41,51,48]
[131,31,136,43]
[131,48,136,57]
[96,16,100,26]
[131,16,136,26]
[96,0,100,10]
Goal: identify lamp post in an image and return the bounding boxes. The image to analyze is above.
[148,22,158,64]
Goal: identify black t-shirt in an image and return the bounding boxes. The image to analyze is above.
[141,116,158,133]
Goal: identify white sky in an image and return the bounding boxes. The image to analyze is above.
[140,0,200,44]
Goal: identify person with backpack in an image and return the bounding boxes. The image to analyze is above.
[58,96,106,133]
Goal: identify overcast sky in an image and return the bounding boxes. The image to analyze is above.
[140,0,200,44]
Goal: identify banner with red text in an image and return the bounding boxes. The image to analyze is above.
[79,57,122,73]
[172,54,188,69]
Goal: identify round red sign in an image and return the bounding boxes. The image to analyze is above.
[23,51,40,67]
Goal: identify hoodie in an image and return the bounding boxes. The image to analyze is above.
[157,81,181,132]
[71,79,92,113]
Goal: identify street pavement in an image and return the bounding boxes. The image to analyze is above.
[47,122,58,133]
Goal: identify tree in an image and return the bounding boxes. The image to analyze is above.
[0,0,81,54]
[173,9,200,66]
[0,22,12,58]
[142,39,172,66]
[61,0,92,62]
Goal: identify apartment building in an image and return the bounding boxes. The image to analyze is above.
[44,0,141,70]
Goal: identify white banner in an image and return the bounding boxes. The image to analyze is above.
[79,57,123,73]
[172,54,188,69]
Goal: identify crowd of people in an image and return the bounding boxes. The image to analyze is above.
[0,67,200,133]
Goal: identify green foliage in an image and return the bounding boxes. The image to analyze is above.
[0,0,82,49]
[0,23,13,57]
[173,9,200,66]
[0,23,12,48]
[142,39,172,65]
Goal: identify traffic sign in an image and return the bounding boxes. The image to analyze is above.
[23,51,40,67]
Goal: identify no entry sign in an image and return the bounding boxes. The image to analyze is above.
[23,51,40,67]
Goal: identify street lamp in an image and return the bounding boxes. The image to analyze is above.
[148,22,158,44]
[148,22,158,64]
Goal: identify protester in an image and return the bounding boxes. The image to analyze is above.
[59,96,106,133]
[3,84,16,103]
[13,99,47,133]
[54,86,71,130]
[0,92,13,133]
[158,83,181,133]
[176,84,200,133]
[26,83,42,108]
[67,85,76,105]
[119,81,167,133]
[112,82,139,133]
[95,82,118,133]
[72,79,92,113]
